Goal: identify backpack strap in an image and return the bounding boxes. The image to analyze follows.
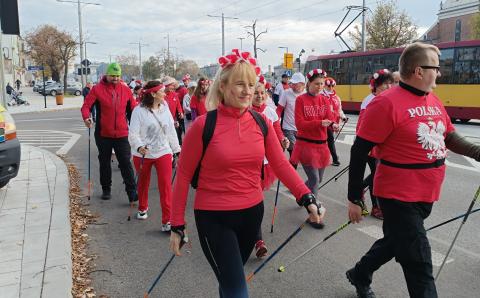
[190,110,217,189]
[249,110,268,180]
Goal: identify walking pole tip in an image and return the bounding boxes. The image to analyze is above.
[278,265,286,272]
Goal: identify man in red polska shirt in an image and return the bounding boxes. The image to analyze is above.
[345,43,480,298]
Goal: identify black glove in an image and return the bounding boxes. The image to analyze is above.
[171,225,188,247]
[297,193,322,215]
[172,153,179,168]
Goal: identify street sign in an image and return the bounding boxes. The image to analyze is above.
[81,59,91,67]
[283,53,294,70]
[285,70,292,77]
[28,66,44,71]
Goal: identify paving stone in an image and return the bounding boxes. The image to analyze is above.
[0,259,21,274]
[1,283,19,298]
[0,271,20,287]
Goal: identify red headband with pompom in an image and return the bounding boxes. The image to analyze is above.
[306,68,327,79]
[218,49,261,76]
[370,68,390,89]
[325,77,336,87]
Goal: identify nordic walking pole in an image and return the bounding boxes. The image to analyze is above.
[144,254,175,298]
[278,209,369,273]
[318,165,349,190]
[87,126,92,200]
[334,165,349,182]
[334,117,348,142]
[435,186,480,281]
[270,179,282,233]
[246,220,307,282]
[427,207,480,232]
[128,150,146,221]
[144,236,189,298]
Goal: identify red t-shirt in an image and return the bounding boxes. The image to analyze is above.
[295,93,334,141]
[190,95,207,117]
[165,91,183,118]
[357,85,455,203]
[170,103,310,226]
[176,86,188,105]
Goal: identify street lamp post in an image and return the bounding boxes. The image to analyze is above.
[130,41,148,80]
[278,46,288,53]
[57,0,101,89]
[207,13,239,55]
[238,37,245,51]
[84,41,97,82]
[297,49,305,72]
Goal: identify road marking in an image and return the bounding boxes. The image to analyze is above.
[17,130,81,155]
[356,225,454,266]
[14,117,79,122]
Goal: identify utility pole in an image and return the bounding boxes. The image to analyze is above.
[361,0,366,52]
[57,0,100,89]
[84,41,97,82]
[238,37,245,51]
[130,41,148,79]
[245,20,267,58]
[207,13,239,55]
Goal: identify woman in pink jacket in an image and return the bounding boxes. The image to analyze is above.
[169,49,325,298]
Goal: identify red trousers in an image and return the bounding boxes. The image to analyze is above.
[133,154,172,224]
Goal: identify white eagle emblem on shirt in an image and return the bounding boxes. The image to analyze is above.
[416,120,447,160]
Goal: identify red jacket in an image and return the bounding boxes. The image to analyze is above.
[171,103,310,226]
[165,91,183,119]
[176,86,188,105]
[190,95,207,119]
[81,76,137,138]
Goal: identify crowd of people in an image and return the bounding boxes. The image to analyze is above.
[80,42,480,298]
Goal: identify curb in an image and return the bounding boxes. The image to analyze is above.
[21,144,73,297]
[8,106,81,115]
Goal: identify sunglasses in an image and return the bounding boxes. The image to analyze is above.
[419,65,441,73]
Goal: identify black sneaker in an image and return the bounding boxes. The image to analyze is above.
[101,188,111,200]
[332,161,341,166]
[346,268,376,298]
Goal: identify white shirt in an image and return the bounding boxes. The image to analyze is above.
[266,95,276,110]
[261,105,279,165]
[128,103,181,159]
[129,81,136,89]
[274,82,289,98]
[278,88,304,131]
[361,93,376,110]
[183,93,192,113]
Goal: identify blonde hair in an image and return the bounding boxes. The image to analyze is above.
[206,62,257,111]
[399,42,441,79]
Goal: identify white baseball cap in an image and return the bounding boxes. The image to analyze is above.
[290,72,306,84]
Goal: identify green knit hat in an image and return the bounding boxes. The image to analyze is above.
[106,62,122,76]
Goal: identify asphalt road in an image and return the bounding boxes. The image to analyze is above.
[13,110,480,298]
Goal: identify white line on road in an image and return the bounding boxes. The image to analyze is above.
[14,117,80,122]
[17,130,81,155]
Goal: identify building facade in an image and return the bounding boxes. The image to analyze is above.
[423,0,480,43]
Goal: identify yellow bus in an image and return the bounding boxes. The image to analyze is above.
[304,40,480,122]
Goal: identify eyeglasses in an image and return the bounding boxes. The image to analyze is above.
[419,65,441,73]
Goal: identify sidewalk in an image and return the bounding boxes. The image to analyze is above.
[0,145,72,298]
[6,89,83,115]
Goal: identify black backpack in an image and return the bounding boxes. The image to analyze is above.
[191,109,268,189]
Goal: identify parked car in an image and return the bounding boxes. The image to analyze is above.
[40,82,82,96]
[33,80,55,92]
[0,104,20,188]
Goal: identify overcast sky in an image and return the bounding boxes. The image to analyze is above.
[18,0,442,70]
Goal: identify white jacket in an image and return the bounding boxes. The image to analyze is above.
[128,103,181,159]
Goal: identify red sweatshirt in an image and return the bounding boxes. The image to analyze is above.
[295,93,334,141]
[171,103,310,226]
[190,95,207,118]
[165,91,183,118]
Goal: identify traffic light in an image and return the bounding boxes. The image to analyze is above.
[283,53,294,70]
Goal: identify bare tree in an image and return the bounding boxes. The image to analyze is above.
[56,31,77,94]
[245,20,267,58]
[348,0,418,50]
[25,25,65,81]
[116,54,140,79]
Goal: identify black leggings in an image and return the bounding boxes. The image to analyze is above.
[327,128,339,163]
[362,156,378,207]
[195,202,264,298]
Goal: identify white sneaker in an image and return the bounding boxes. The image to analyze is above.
[161,222,171,232]
[136,210,148,220]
